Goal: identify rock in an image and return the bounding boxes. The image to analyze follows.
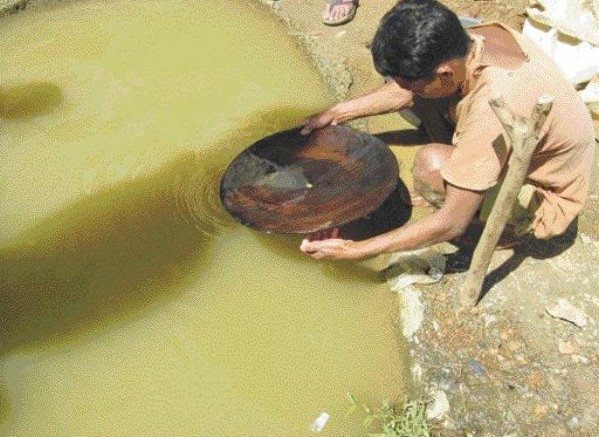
[426,389,450,420]
[579,233,592,244]
[558,340,577,354]
[386,249,446,290]
[399,287,424,339]
[467,359,488,377]
[515,354,527,364]
[546,374,565,391]
[526,371,546,390]
[546,299,588,328]
[571,354,589,364]
[533,404,550,420]
[482,314,497,326]
[507,340,524,352]
[567,416,581,430]
[412,363,423,382]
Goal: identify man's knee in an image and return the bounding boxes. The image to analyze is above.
[412,143,451,181]
[411,143,453,207]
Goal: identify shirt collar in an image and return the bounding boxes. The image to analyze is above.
[461,34,487,97]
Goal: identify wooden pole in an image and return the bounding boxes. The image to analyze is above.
[460,94,554,307]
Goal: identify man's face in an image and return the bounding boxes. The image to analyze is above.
[394,74,457,99]
[394,59,465,99]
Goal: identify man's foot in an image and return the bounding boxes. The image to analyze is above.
[449,221,530,251]
[495,225,532,250]
[322,0,358,26]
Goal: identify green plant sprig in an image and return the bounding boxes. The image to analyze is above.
[346,393,432,437]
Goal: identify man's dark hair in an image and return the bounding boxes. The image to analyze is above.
[371,0,471,80]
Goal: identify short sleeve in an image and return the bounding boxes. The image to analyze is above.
[440,80,510,191]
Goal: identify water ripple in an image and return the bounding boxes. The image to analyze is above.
[171,153,236,237]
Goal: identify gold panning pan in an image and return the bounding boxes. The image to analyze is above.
[220,125,399,234]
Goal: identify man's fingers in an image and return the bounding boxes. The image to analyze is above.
[300,239,330,260]
[300,123,315,136]
[300,238,325,253]
[300,112,337,136]
[300,238,317,252]
[300,238,343,253]
[300,116,323,136]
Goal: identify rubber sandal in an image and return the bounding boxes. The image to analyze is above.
[322,0,358,26]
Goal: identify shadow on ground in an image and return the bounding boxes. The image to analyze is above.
[445,219,579,301]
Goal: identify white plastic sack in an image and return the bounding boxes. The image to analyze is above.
[523,0,599,115]
[526,0,599,46]
[523,18,599,84]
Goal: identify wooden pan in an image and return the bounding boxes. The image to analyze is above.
[220,125,399,234]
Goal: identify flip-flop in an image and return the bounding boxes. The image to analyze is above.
[322,0,358,26]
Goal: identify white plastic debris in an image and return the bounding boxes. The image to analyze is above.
[546,299,588,328]
[310,412,330,433]
[385,249,446,291]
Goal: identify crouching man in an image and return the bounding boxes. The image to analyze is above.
[300,0,594,260]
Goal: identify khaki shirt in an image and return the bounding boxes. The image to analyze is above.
[440,23,595,239]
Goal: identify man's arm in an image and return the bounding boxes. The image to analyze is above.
[300,183,484,259]
[301,81,414,135]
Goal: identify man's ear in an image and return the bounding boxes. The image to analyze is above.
[435,63,455,79]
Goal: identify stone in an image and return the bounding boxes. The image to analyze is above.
[558,340,577,354]
[400,287,424,339]
[567,416,580,430]
[580,233,592,244]
[533,404,550,420]
[507,340,524,352]
[467,359,488,377]
[546,299,588,328]
[426,389,450,420]
[571,354,589,364]
[526,371,545,390]
[412,363,423,382]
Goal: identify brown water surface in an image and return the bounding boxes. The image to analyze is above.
[0,1,409,435]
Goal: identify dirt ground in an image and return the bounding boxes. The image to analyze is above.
[256,0,599,436]
[1,0,597,435]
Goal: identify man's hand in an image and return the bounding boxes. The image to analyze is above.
[300,82,412,136]
[300,109,340,136]
[300,235,368,260]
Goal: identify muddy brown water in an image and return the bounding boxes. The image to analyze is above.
[0,0,409,435]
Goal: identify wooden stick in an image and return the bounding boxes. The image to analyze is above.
[460,94,554,307]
